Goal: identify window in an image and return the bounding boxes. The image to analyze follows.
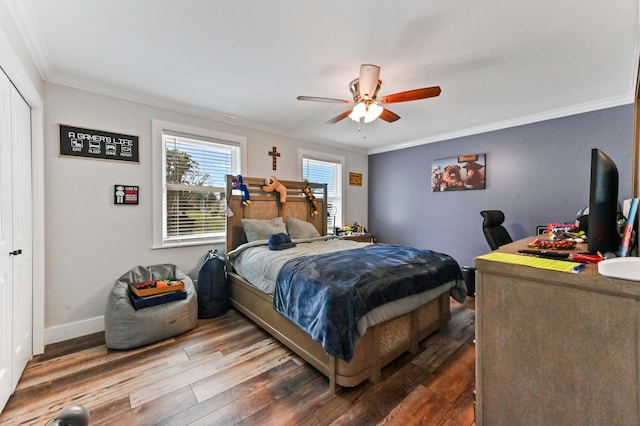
[152,120,245,247]
[301,152,343,233]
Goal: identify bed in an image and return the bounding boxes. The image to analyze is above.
[225,175,466,392]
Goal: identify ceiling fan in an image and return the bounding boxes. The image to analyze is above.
[297,64,441,125]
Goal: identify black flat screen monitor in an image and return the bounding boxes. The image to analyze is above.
[588,148,620,254]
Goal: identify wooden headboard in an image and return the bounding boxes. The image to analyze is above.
[225,175,327,253]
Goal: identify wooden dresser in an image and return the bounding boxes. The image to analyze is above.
[474,238,640,425]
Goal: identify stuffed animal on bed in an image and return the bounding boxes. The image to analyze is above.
[263,176,287,203]
[232,175,251,206]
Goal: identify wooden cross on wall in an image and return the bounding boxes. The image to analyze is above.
[268,146,280,170]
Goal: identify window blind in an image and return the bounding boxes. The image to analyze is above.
[303,157,342,231]
[164,133,239,241]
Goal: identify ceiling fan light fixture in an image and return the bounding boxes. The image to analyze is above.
[364,102,383,123]
[349,101,383,123]
[348,102,366,121]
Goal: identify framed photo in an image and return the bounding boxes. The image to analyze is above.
[432,154,486,192]
[349,172,362,186]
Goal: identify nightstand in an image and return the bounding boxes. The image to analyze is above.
[342,234,375,243]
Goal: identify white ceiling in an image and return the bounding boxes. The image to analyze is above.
[12,0,640,153]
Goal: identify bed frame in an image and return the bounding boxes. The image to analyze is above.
[225,175,451,392]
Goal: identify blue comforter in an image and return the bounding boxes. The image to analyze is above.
[272,243,464,362]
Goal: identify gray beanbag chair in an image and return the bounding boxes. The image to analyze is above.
[105,263,198,350]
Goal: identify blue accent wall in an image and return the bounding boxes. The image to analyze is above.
[368,104,634,267]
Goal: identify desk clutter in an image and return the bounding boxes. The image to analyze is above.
[128,279,187,310]
[517,236,604,267]
[478,252,586,273]
[526,238,577,250]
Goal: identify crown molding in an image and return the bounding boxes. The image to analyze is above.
[7,0,51,79]
[367,95,635,155]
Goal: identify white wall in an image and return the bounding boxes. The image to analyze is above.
[43,82,368,343]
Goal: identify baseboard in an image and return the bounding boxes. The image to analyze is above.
[44,316,105,345]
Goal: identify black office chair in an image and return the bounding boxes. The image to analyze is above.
[480,210,513,250]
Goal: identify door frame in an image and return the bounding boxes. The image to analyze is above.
[0,30,45,355]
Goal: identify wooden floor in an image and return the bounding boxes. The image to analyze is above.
[0,297,475,426]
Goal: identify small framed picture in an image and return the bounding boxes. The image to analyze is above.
[349,172,362,186]
[114,185,139,205]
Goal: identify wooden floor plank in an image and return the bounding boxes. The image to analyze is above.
[94,385,198,425]
[129,338,279,407]
[187,341,294,403]
[378,385,452,426]
[156,359,302,426]
[86,394,132,425]
[264,362,323,400]
[380,337,476,426]
[424,339,476,403]
[0,299,476,426]
[189,386,276,426]
[0,346,190,425]
[296,379,370,425]
[324,362,426,425]
[34,331,106,361]
[17,337,175,390]
[182,322,256,358]
[236,376,334,426]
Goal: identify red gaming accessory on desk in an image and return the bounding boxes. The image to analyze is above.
[517,249,603,263]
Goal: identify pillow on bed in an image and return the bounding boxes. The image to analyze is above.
[241,217,287,242]
[286,216,321,239]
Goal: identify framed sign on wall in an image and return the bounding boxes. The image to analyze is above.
[59,124,139,163]
[114,185,139,205]
[349,172,362,186]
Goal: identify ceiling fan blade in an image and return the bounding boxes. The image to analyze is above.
[379,108,401,123]
[358,64,381,99]
[378,86,441,104]
[297,96,352,104]
[325,110,352,124]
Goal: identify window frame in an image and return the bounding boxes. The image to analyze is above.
[152,119,246,248]
[299,149,344,234]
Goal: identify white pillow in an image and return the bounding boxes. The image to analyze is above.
[241,217,287,242]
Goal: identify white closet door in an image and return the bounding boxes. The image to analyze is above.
[0,69,13,411]
[0,70,32,412]
[10,83,32,389]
